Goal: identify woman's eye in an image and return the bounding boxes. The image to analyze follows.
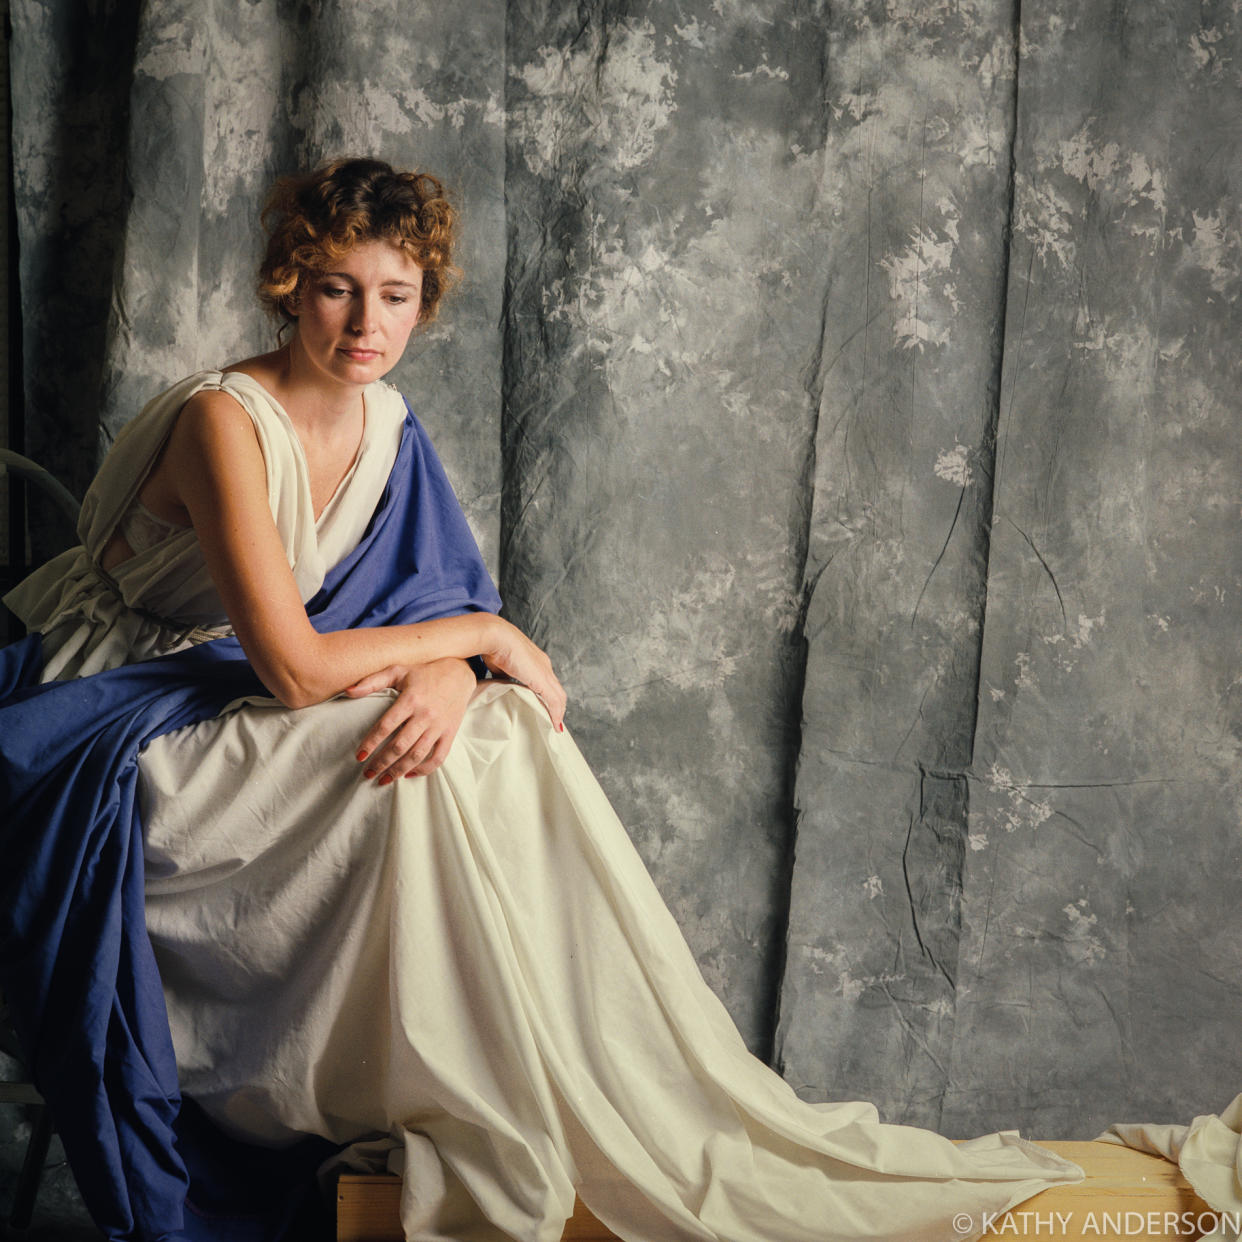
[322,286,350,298]
[386,295,408,305]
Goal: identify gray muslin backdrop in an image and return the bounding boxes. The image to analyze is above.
[6,2,1242,1206]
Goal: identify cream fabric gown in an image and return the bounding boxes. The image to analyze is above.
[7,372,1083,1242]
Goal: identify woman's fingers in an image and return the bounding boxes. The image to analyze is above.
[345,664,403,701]
[344,674,384,697]
[355,693,413,762]
[525,660,567,731]
[532,680,567,731]
[367,719,459,781]
[355,660,476,780]
[480,629,568,731]
[363,716,437,782]
[406,733,453,778]
[350,643,568,784]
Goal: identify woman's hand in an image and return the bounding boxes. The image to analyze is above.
[479,617,567,731]
[348,659,480,783]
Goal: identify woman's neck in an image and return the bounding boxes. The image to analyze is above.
[264,341,366,436]
[222,345,367,520]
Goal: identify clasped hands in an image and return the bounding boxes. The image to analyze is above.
[349,615,566,784]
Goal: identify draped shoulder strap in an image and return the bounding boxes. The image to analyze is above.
[77,372,217,559]
[77,370,326,601]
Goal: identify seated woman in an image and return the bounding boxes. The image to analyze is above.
[0,157,1081,1242]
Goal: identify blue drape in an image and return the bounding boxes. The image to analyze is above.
[0,405,500,1242]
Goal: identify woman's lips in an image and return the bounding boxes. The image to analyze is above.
[341,347,381,360]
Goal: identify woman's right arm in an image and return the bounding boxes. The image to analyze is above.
[159,390,565,725]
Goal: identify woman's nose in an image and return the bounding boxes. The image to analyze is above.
[350,294,379,334]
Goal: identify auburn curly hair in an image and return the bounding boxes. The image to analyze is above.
[258,157,459,328]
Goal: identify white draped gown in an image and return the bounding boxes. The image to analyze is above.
[6,372,1083,1242]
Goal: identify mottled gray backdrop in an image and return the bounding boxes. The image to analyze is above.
[5,0,1242,1228]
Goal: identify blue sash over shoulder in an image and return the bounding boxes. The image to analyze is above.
[0,407,500,1242]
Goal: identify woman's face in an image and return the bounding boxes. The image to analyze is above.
[292,238,424,388]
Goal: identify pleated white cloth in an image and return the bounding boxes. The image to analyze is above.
[7,373,1084,1242]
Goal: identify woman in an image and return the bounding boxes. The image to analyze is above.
[0,158,1081,1242]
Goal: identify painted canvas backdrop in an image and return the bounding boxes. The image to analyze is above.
[5,1,1241,1221]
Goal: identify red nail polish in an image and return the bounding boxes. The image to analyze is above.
[364,769,377,780]
[356,749,369,762]
[378,774,393,787]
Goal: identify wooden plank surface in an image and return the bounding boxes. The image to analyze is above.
[988,1141,1217,1240]
[337,1141,1226,1241]
[336,1173,400,1242]
[336,1177,615,1241]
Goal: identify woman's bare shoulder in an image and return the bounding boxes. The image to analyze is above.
[131,385,263,526]
[167,387,265,467]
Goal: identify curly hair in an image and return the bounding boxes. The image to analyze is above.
[258,156,458,328]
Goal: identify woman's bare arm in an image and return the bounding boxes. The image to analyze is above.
[160,390,565,725]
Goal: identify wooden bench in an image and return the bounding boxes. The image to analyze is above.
[337,1140,1222,1241]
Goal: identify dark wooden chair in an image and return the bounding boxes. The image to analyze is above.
[1,446,82,644]
[1,448,80,1226]
[0,997,55,1230]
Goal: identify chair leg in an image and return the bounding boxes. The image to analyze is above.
[9,1103,54,1229]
